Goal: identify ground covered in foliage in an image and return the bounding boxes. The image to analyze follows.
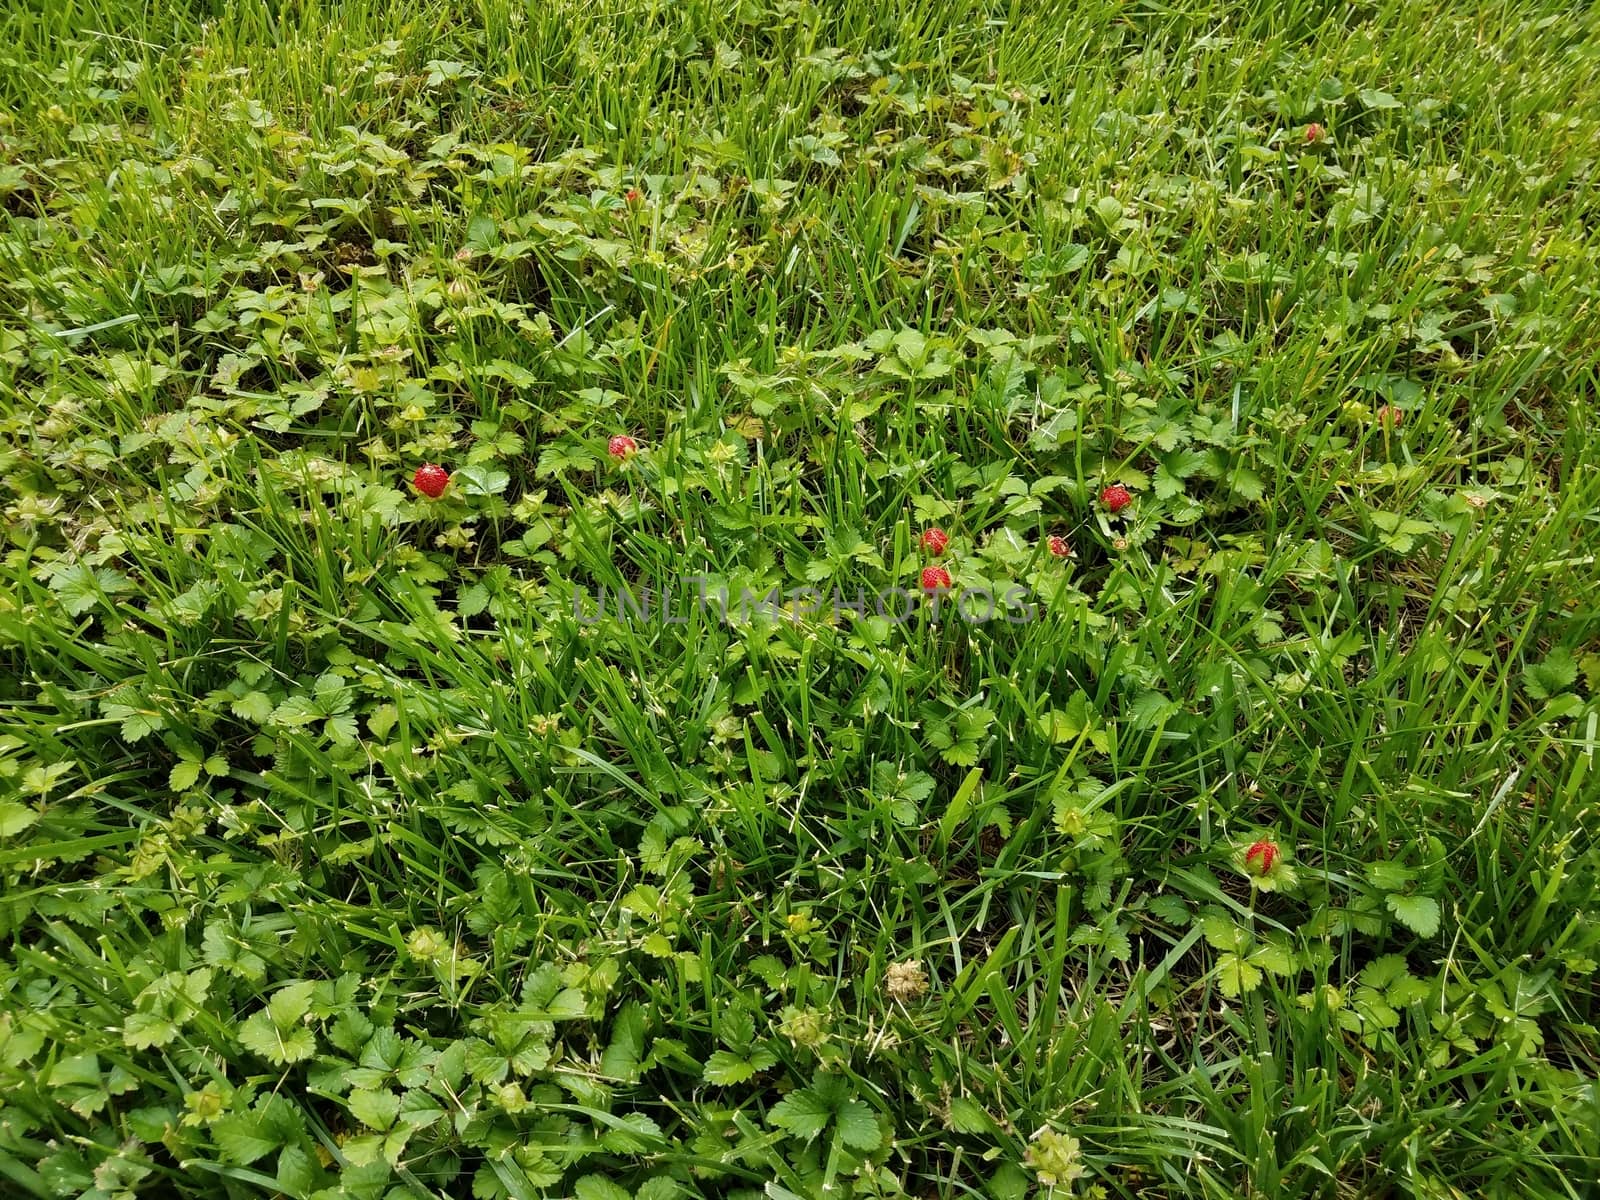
[2,0,1599,1197]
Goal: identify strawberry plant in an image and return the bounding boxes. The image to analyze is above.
[2,0,1598,1196]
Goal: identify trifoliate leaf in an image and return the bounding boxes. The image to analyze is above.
[50,563,132,616]
[1523,647,1578,700]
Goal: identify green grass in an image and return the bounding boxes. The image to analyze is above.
[2,0,1599,1196]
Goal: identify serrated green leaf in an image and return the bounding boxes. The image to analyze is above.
[1200,914,1241,952]
[275,1145,317,1194]
[211,1108,286,1166]
[1217,953,1262,997]
[598,1112,664,1153]
[122,1011,178,1050]
[239,1011,316,1065]
[1524,647,1578,700]
[0,800,40,838]
[574,1176,631,1200]
[1366,859,1415,891]
[703,1049,758,1085]
[268,980,316,1028]
[600,1001,646,1082]
[1145,895,1191,926]
[636,1177,680,1200]
[50,563,132,616]
[948,1096,997,1134]
[1248,942,1298,976]
[1386,893,1441,937]
[453,464,510,496]
[231,690,275,723]
[834,1100,881,1151]
[396,1089,444,1131]
[169,759,202,792]
[769,1087,833,1140]
[348,1087,400,1130]
[1359,953,1413,990]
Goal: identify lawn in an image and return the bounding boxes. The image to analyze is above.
[2,0,1599,1196]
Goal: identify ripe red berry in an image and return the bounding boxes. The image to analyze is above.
[624,187,642,204]
[920,528,950,555]
[920,565,952,592]
[608,434,639,459]
[1375,404,1404,429]
[1100,484,1133,513]
[1047,535,1071,558]
[413,463,449,499]
[1305,122,1325,144]
[1244,839,1280,876]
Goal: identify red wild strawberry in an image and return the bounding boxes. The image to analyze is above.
[1100,484,1132,513]
[624,187,642,204]
[920,565,952,592]
[608,434,639,459]
[413,463,449,499]
[1305,122,1325,144]
[1047,534,1071,558]
[1375,404,1404,429]
[1244,839,1280,876]
[919,528,950,555]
